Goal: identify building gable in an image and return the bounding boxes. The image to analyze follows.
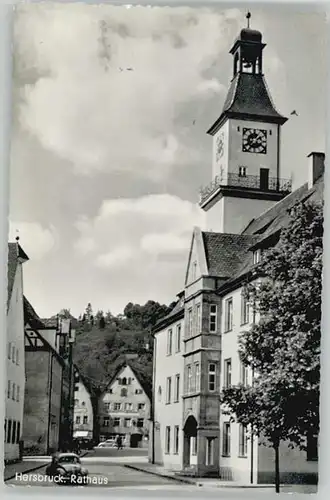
[184,227,208,286]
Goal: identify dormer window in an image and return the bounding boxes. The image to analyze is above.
[253,249,262,265]
[239,166,247,177]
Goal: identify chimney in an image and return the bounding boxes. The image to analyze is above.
[307,152,325,188]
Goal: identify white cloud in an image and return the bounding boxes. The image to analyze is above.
[9,221,57,260]
[75,194,206,271]
[14,4,243,178]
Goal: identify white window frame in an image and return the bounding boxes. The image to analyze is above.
[239,166,247,177]
[113,417,120,427]
[224,298,233,332]
[208,363,216,392]
[166,376,172,404]
[196,303,201,334]
[187,365,192,393]
[240,360,248,387]
[165,426,171,454]
[124,418,131,428]
[206,437,215,465]
[167,329,173,355]
[174,374,180,402]
[222,422,231,457]
[188,308,193,337]
[241,292,250,325]
[174,425,179,454]
[103,416,110,427]
[195,363,200,392]
[224,358,232,388]
[209,304,217,333]
[253,249,261,264]
[175,324,181,352]
[238,424,248,457]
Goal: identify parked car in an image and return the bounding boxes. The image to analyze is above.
[45,452,88,484]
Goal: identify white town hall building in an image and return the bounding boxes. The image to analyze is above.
[149,21,321,485]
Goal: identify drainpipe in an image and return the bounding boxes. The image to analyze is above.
[46,352,54,454]
[250,367,255,484]
[151,333,156,464]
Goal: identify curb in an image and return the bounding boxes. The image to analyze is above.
[5,451,91,482]
[124,464,200,486]
[123,466,285,489]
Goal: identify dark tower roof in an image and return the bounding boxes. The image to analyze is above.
[207,21,287,135]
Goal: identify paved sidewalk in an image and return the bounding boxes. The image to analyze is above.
[124,463,318,493]
[4,460,48,482]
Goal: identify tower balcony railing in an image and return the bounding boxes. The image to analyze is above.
[199,172,292,205]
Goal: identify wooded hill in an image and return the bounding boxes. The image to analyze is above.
[57,300,176,398]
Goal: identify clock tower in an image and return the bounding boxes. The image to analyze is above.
[200,16,291,234]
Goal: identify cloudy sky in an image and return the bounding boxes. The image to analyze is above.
[9,3,326,318]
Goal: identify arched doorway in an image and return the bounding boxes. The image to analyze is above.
[183,415,197,469]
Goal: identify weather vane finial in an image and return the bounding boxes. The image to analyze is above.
[246,11,251,29]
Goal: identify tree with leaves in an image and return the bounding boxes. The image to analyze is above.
[221,201,323,493]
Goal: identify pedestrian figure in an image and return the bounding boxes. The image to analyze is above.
[116,435,123,450]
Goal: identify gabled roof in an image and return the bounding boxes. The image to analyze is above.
[24,296,46,329]
[202,232,258,278]
[207,73,287,134]
[104,362,151,401]
[242,177,323,239]
[216,175,324,295]
[7,242,29,309]
[153,296,184,333]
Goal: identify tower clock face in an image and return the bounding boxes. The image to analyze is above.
[242,128,267,154]
[216,133,225,162]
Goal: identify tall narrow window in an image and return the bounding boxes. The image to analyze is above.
[222,422,231,456]
[174,374,180,402]
[11,421,16,444]
[239,166,247,177]
[253,249,261,265]
[224,298,233,332]
[191,436,197,456]
[224,359,232,388]
[206,438,215,465]
[174,425,179,454]
[16,349,19,365]
[7,380,11,399]
[165,426,171,454]
[195,363,200,392]
[7,419,12,444]
[187,365,192,393]
[7,342,11,360]
[240,360,248,387]
[103,416,110,427]
[241,292,250,325]
[166,377,172,404]
[209,304,217,333]
[12,345,16,363]
[196,304,201,334]
[239,424,248,457]
[12,383,16,401]
[188,308,193,337]
[16,421,20,444]
[16,385,20,402]
[76,416,81,424]
[167,329,173,355]
[208,363,216,392]
[175,324,181,352]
